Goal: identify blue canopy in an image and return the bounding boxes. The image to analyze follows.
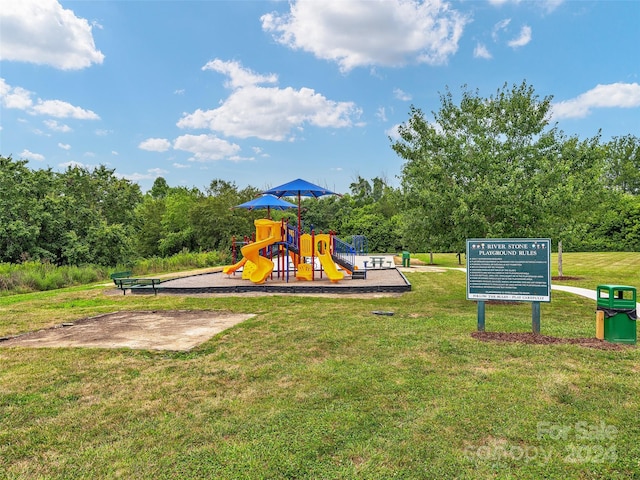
[263,178,337,199]
[235,194,297,211]
[263,179,339,232]
[234,194,296,219]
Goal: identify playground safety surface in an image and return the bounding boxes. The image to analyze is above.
[131,267,411,295]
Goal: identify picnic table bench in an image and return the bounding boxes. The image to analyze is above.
[113,277,161,295]
[369,256,386,269]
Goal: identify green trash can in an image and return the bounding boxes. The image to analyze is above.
[402,251,410,267]
[596,285,637,344]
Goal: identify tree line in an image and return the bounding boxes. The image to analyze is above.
[1,82,638,267]
[391,82,639,254]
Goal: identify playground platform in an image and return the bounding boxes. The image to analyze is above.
[129,262,411,296]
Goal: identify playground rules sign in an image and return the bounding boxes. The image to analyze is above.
[466,239,551,302]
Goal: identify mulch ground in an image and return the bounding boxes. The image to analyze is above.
[471,331,633,350]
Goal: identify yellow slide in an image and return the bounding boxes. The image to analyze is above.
[222,219,284,285]
[315,234,344,283]
[240,237,276,284]
[223,257,247,275]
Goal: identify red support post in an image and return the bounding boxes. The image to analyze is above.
[311,229,315,281]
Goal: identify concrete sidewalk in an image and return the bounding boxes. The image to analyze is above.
[446,267,640,311]
[552,284,640,311]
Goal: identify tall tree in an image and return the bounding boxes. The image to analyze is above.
[392,81,606,255]
[604,134,640,195]
[0,157,42,262]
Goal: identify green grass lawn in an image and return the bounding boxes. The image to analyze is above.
[1,253,639,479]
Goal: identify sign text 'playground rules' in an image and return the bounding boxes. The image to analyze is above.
[466,239,551,302]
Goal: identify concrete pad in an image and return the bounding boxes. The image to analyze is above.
[0,310,255,351]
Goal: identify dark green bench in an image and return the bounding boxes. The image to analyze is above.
[110,271,133,285]
[114,277,161,295]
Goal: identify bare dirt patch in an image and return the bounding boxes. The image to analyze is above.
[0,310,254,351]
[471,331,631,350]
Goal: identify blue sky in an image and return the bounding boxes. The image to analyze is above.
[1,0,639,194]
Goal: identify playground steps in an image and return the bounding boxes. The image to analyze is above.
[332,254,356,274]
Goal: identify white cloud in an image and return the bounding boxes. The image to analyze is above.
[474,43,492,59]
[58,142,71,150]
[20,149,45,161]
[2,79,98,120]
[179,59,361,141]
[542,0,564,13]
[173,134,242,162]
[0,79,33,109]
[95,129,111,136]
[44,119,72,132]
[376,107,388,122]
[32,129,50,137]
[489,0,564,13]
[139,137,172,152]
[31,99,99,119]
[252,147,270,158]
[492,18,511,42]
[59,161,85,169]
[202,58,278,89]
[123,169,168,182]
[0,0,104,70]
[227,155,255,163]
[552,83,640,119]
[111,151,118,156]
[393,88,412,101]
[173,162,191,169]
[261,0,468,72]
[386,123,402,141]
[507,25,532,48]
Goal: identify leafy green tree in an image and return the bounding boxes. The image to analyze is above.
[149,176,171,199]
[579,194,640,251]
[0,157,47,262]
[134,196,166,257]
[191,180,261,251]
[604,134,640,195]
[0,157,141,265]
[392,81,606,255]
[54,165,141,265]
[87,221,136,266]
[304,176,403,252]
[157,187,201,256]
[537,135,606,247]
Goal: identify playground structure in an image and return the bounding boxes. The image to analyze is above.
[223,219,358,285]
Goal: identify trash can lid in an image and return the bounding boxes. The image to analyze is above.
[597,285,636,290]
